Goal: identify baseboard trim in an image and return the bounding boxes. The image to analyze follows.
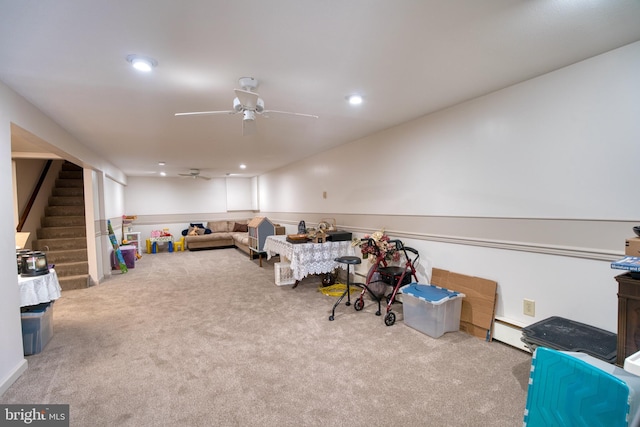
[0,358,28,397]
[493,317,531,352]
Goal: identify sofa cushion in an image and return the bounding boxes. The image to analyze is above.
[232,233,249,246]
[208,221,229,233]
[233,222,248,232]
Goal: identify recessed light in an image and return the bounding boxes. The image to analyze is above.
[239,164,247,169]
[160,171,166,177]
[126,54,158,72]
[158,161,166,166]
[346,94,363,105]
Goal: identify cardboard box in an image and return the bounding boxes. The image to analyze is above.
[626,237,640,257]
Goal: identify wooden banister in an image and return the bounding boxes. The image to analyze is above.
[16,159,53,232]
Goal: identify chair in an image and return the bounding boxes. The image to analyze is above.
[329,256,361,321]
[173,236,185,252]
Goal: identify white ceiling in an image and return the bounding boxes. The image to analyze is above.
[2,1,640,179]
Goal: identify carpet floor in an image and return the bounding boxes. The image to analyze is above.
[2,248,532,426]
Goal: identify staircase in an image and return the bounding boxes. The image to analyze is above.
[32,162,90,291]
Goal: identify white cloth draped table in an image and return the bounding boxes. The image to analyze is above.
[18,269,62,307]
[264,235,356,281]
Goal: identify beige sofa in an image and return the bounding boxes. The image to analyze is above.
[184,220,251,254]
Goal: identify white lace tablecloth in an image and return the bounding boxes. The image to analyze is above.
[18,269,62,307]
[264,235,356,280]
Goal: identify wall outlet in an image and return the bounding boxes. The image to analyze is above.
[523,299,535,317]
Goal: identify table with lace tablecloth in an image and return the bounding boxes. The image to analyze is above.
[18,269,62,307]
[264,235,355,287]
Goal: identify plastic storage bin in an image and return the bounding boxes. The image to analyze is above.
[524,347,640,426]
[521,316,617,363]
[399,284,465,338]
[111,245,136,269]
[21,302,54,355]
[274,262,295,286]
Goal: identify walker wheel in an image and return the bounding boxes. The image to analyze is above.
[384,312,396,326]
[354,298,364,311]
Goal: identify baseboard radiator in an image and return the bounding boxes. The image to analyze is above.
[493,317,531,352]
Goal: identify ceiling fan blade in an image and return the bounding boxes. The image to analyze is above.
[234,89,259,110]
[198,175,211,180]
[174,110,236,117]
[242,119,257,136]
[263,109,319,119]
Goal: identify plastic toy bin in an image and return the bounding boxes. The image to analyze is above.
[21,302,54,355]
[524,347,640,426]
[111,245,136,269]
[399,284,465,338]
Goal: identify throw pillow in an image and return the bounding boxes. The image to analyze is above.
[190,223,206,229]
[233,222,248,232]
[196,227,205,235]
[187,226,199,236]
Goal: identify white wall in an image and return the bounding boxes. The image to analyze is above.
[0,80,127,394]
[226,178,254,211]
[259,41,640,333]
[124,176,227,215]
[0,118,28,395]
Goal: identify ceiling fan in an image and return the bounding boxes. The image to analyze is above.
[178,169,211,180]
[174,77,319,136]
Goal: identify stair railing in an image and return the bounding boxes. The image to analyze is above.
[16,159,53,232]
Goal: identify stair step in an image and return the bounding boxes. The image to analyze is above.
[54,261,88,277]
[58,170,82,180]
[33,237,87,251]
[55,178,83,188]
[46,249,88,263]
[41,216,85,227]
[48,196,84,206]
[45,205,85,216]
[58,274,90,291]
[37,226,86,239]
[52,187,84,197]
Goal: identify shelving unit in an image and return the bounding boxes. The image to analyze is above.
[124,231,142,256]
[122,215,140,256]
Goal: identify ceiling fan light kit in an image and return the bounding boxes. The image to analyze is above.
[175,77,318,136]
[178,169,211,180]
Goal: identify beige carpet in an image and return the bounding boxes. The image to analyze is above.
[2,248,532,426]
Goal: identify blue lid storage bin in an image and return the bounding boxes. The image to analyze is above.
[399,284,465,338]
[21,302,54,355]
[524,347,640,426]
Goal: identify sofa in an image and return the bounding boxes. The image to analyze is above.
[184,220,251,253]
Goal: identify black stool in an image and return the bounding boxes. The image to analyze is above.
[329,256,361,321]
